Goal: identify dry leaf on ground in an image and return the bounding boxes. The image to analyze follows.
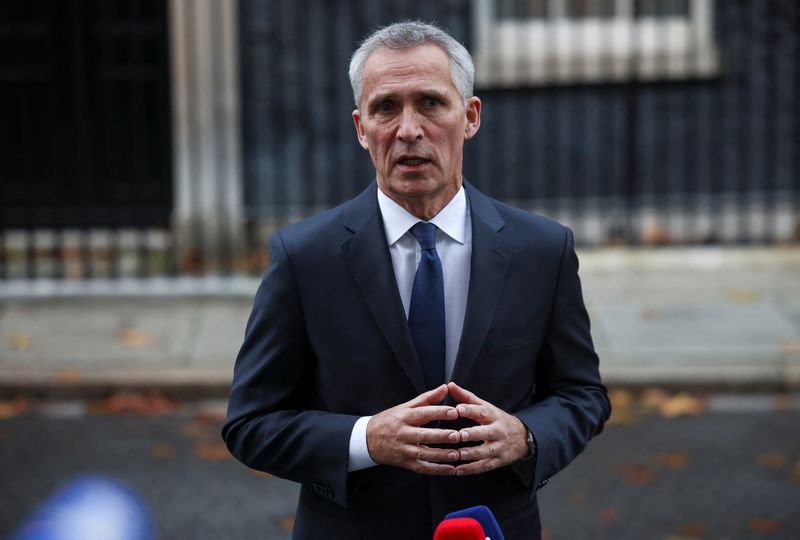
[194,441,231,461]
[678,523,707,536]
[655,452,690,470]
[101,391,177,416]
[747,517,781,533]
[756,452,787,469]
[615,463,657,485]
[8,332,31,351]
[278,516,295,533]
[596,508,620,523]
[0,398,29,419]
[639,387,672,412]
[150,443,176,459]
[659,393,706,418]
[118,328,155,348]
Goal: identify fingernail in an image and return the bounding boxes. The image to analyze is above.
[447,408,457,419]
[461,431,470,441]
[460,450,469,459]
[456,470,464,476]
[448,432,459,442]
[448,452,458,461]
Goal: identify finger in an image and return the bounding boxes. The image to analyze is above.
[455,458,500,476]
[406,427,461,445]
[407,384,449,407]
[407,445,461,463]
[456,442,500,462]
[410,461,458,476]
[455,403,494,424]
[457,424,497,443]
[405,405,458,425]
[447,382,483,405]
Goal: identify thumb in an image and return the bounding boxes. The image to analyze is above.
[447,381,482,404]
[407,384,449,407]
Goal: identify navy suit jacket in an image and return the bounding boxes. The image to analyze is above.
[222,181,610,540]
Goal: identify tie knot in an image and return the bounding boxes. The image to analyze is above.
[410,222,438,250]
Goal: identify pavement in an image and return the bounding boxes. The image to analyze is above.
[1,246,799,397]
[2,397,799,539]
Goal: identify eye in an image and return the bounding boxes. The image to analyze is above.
[422,96,440,107]
[375,100,395,113]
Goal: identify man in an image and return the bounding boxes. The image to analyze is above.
[223,21,610,540]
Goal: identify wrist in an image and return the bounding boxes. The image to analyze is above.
[521,424,537,463]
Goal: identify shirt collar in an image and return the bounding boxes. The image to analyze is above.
[377,184,468,246]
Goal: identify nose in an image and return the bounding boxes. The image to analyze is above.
[396,107,423,142]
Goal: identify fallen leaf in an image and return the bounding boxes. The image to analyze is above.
[678,523,707,536]
[567,491,587,505]
[102,391,177,416]
[656,452,690,470]
[607,388,637,425]
[616,463,657,485]
[659,393,706,418]
[150,443,176,459]
[597,507,620,523]
[640,387,671,413]
[118,328,155,348]
[54,369,81,384]
[729,289,758,305]
[791,459,800,483]
[194,441,231,461]
[0,398,29,419]
[748,517,781,533]
[8,332,31,351]
[756,452,786,469]
[772,395,795,411]
[278,516,294,533]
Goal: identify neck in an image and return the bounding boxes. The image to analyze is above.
[379,182,461,221]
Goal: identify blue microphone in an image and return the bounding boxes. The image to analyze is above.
[443,505,504,540]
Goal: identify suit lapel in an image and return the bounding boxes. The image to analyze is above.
[340,184,427,394]
[449,182,512,388]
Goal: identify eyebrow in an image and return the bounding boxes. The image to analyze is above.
[366,89,450,108]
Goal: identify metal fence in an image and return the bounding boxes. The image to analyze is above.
[1,0,799,283]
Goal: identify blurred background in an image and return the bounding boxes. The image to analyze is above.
[1,0,799,538]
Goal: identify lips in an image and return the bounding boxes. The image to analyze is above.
[396,155,431,167]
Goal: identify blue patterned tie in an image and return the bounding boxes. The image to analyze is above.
[408,222,445,390]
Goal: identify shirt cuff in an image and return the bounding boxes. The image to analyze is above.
[347,416,378,472]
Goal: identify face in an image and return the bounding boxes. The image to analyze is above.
[352,44,481,219]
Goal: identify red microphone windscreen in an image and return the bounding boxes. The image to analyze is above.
[433,517,486,540]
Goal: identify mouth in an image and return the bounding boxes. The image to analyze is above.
[396,156,431,168]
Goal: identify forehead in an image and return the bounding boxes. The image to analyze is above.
[360,44,457,101]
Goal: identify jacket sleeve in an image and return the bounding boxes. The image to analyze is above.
[221,232,359,508]
[512,227,611,492]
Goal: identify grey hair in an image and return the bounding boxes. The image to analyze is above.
[348,20,474,108]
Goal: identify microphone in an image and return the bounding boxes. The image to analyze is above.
[433,517,486,540]
[443,505,504,540]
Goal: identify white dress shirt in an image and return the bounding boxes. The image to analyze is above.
[348,184,473,472]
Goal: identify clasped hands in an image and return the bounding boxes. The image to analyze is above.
[366,382,529,476]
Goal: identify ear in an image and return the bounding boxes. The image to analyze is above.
[464,96,481,140]
[352,109,370,150]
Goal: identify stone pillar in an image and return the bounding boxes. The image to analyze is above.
[169,0,244,274]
